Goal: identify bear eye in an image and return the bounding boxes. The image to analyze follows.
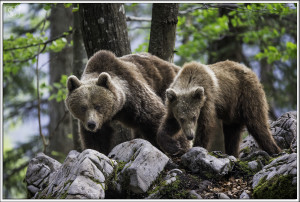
[180,118,185,124]
[192,116,197,123]
[94,105,101,111]
[81,106,87,112]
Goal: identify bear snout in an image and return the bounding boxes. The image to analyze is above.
[87,120,96,130]
[186,132,195,140]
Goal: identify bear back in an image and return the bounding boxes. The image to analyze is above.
[81,50,180,100]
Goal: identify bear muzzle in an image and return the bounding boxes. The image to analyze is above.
[87,120,96,130]
[185,130,195,141]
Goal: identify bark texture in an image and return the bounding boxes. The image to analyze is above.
[79,3,131,58]
[78,3,133,151]
[72,5,87,151]
[48,4,73,158]
[148,3,179,62]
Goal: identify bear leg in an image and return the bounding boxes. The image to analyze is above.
[223,123,244,157]
[246,121,281,155]
[241,79,281,155]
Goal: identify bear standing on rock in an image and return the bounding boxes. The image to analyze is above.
[157,60,281,157]
[65,50,182,154]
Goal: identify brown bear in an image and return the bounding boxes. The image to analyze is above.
[65,50,180,154]
[157,60,281,157]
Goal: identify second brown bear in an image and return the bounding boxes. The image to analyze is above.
[157,60,281,157]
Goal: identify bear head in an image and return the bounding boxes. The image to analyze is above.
[166,86,206,141]
[65,72,122,133]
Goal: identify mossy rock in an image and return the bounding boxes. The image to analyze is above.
[253,175,297,199]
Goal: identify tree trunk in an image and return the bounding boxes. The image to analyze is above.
[79,3,131,58]
[148,3,179,62]
[79,3,133,152]
[72,5,87,151]
[208,5,248,66]
[47,4,73,159]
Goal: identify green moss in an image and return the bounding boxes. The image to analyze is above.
[147,174,197,199]
[240,146,251,155]
[253,174,296,199]
[63,179,73,187]
[234,160,260,176]
[59,190,68,199]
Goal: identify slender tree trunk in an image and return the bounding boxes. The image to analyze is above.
[47,4,73,159]
[79,3,133,152]
[79,3,131,58]
[208,6,247,65]
[148,3,179,62]
[72,5,87,151]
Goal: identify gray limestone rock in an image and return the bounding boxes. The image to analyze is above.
[189,190,202,199]
[25,152,62,197]
[25,149,115,199]
[181,147,234,177]
[218,193,230,199]
[108,139,169,194]
[270,111,297,151]
[248,160,259,171]
[252,153,297,189]
[240,190,250,199]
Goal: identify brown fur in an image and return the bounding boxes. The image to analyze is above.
[65,50,180,154]
[157,60,281,157]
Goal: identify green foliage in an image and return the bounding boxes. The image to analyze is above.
[134,41,149,53]
[48,75,68,102]
[3,4,72,199]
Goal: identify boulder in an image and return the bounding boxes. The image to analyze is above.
[252,153,297,199]
[181,147,235,178]
[108,139,169,194]
[26,149,115,199]
[270,111,297,151]
[240,191,250,199]
[25,153,62,198]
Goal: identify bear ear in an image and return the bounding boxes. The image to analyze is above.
[193,87,204,99]
[67,76,81,92]
[97,72,112,89]
[166,89,177,102]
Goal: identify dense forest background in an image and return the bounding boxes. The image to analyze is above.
[1,3,297,199]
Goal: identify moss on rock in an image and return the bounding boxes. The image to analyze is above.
[253,174,297,199]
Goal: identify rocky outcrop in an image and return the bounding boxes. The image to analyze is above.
[252,153,297,199]
[107,139,169,194]
[26,149,115,199]
[181,147,236,177]
[270,111,297,152]
[25,111,297,199]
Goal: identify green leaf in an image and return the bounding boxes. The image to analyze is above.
[72,7,79,12]
[64,3,72,8]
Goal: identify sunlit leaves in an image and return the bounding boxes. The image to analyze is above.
[48,75,68,102]
[256,42,297,64]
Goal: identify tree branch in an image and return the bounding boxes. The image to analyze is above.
[3,29,73,51]
[126,16,151,22]
[36,13,49,153]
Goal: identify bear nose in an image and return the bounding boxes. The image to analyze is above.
[87,121,96,130]
[187,135,194,141]
[186,132,194,140]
